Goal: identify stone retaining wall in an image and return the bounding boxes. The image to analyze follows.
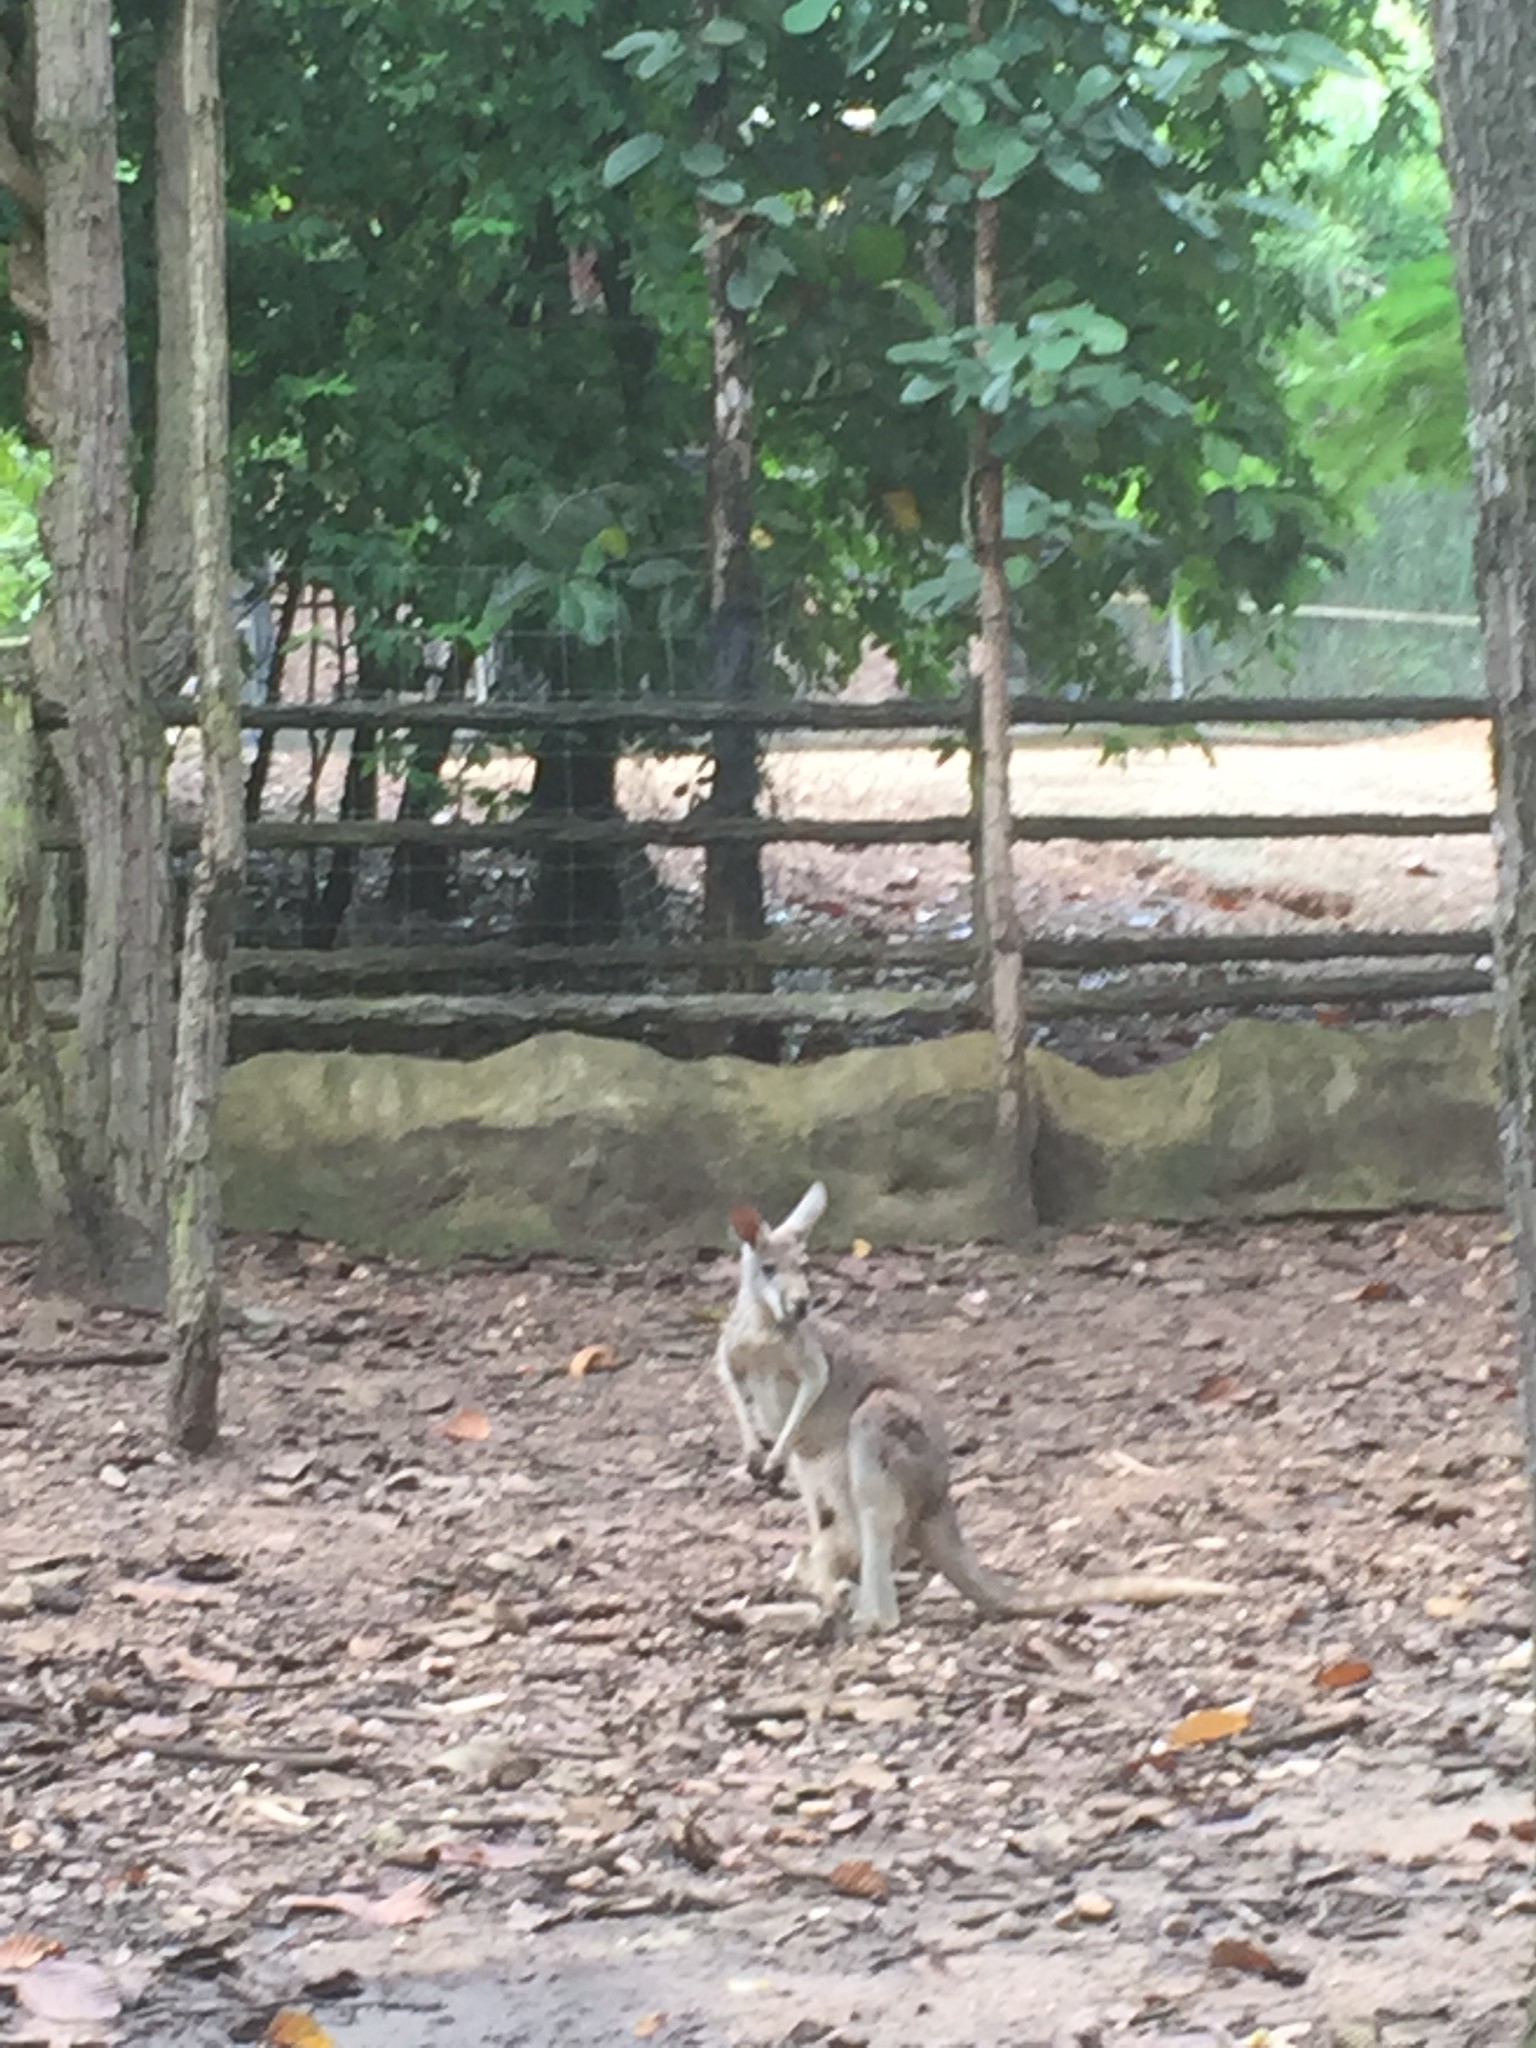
[0,1016,1500,1257]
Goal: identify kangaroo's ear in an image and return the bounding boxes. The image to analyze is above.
[779,1180,827,1238]
[729,1203,765,1247]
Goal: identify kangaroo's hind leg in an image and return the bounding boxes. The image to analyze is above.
[847,1386,950,1634]
[786,1451,859,1607]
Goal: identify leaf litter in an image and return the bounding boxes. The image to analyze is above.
[0,1212,1527,2046]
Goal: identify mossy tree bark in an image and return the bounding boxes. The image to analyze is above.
[31,0,174,1309]
[0,686,98,1244]
[166,0,245,1454]
[1429,9,1536,2035]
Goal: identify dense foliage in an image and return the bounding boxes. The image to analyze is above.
[0,0,1464,674]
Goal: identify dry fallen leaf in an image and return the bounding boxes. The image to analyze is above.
[1354,1279,1406,1304]
[633,2015,667,2040]
[173,1648,242,1690]
[441,1407,491,1443]
[1315,1657,1372,1690]
[1165,1703,1252,1750]
[850,1238,873,1260]
[284,1879,437,1927]
[827,1858,890,1903]
[0,1933,64,1972]
[1425,1594,1471,1620]
[239,1794,313,1833]
[1194,1371,1241,1404]
[14,1957,122,2025]
[111,1575,237,1608]
[428,1840,542,1872]
[1210,1935,1283,1979]
[567,1343,620,1378]
[669,1812,720,1873]
[839,1693,921,1728]
[1510,1818,1536,1845]
[266,2012,337,2048]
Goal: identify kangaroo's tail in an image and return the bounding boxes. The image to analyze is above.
[916,1502,1232,1619]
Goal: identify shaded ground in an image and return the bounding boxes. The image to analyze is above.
[0,1212,1529,2045]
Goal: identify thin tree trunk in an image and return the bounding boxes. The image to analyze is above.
[244,573,301,823]
[385,645,466,920]
[304,636,384,950]
[700,201,776,1061]
[970,150,1035,1237]
[1428,11,1536,2036]
[32,0,173,1309]
[166,0,244,1454]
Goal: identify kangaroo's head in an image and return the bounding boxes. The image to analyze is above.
[728,1180,828,1328]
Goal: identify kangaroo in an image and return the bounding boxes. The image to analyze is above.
[715,1183,1232,1634]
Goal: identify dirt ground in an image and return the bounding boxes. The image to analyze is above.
[0,1212,1529,2046]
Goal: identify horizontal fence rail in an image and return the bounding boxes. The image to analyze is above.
[37,967,1496,1042]
[37,810,1493,856]
[19,637,1501,1054]
[21,690,1499,735]
[28,927,1491,986]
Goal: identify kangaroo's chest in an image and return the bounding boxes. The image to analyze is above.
[726,1336,800,1434]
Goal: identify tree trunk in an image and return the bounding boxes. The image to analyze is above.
[1429,12,1536,2036]
[700,201,776,1062]
[0,685,99,1244]
[970,162,1035,1238]
[244,574,301,823]
[32,0,173,1309]
[384,645,467,921]
[522,723,626,950]
[134,7,196,702]
[166,0,244,1454]
[303,638,386,950]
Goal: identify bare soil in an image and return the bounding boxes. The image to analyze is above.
[0,1213,1528,2046]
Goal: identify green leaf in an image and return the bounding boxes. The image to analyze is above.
[604,30,662,60]
[1081,312,1127,356]
[725,240,794,311]
[628,557,690,589]
[1002,483,1062,540]
[700,178,748,206]
[980,367,1014,412]
[898,373,948,405]
[701,15,749,45]
[782,0,835,32]
[680,142,729,178]
[939,83,987,128]
[751,194,796,227]
[602,133,665,187]
[1045,151,1102,195]
[848,222,907,285]
[1031,333,1082,374]
[978,135,1039,198]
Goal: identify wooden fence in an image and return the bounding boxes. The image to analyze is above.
[17,656,1497,1054]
